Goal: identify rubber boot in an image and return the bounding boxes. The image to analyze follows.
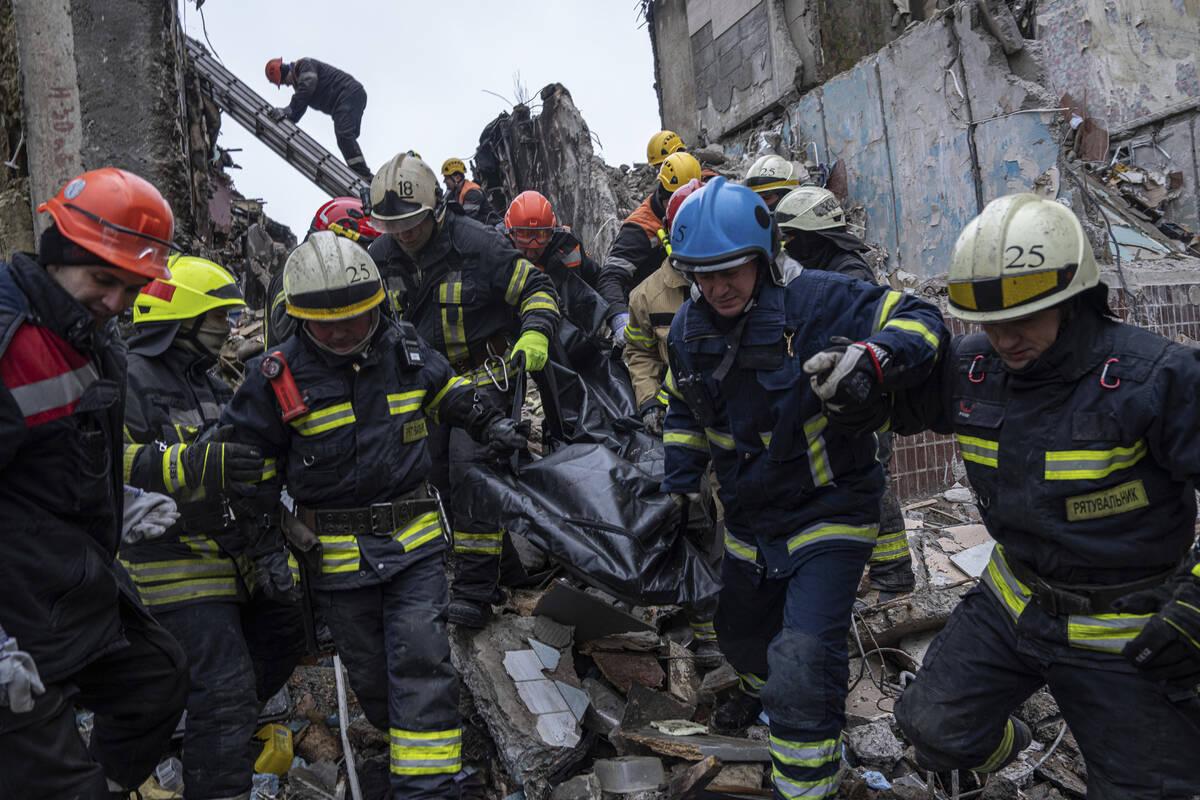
[712,691,763,733]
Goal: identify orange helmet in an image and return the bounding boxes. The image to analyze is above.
[38,168,174,280]
[265,57,284,86]
[505,190,557,253]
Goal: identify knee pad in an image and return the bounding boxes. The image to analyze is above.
[760,629,829,730]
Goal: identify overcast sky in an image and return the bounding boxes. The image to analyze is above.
[179,1,662,235]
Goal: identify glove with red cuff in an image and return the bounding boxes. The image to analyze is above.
[802,336,893,433]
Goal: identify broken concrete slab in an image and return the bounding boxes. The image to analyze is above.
[579,630,662,653]
[667,641,700,705]
[649,720,708,736]
[853,584,972,647]
[593,651,665,694]
[845,719,904,770]
[582,677,625,738]
[451,615,590,794]
[950,542,995,578]
[924,548,969,587]
[621,728,770,762]
[621,685,696,730]
[534,580,655,642]
[935,523,991,553]
[594,756,665,793]
[707,763,768,796]
[549,771,601,800]
[532,616,574,649]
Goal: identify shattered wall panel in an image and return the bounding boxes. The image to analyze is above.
[1036,0,1200,128]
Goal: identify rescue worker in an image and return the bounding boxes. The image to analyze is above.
[266,56,371,180]
[367,152,560,628]
[223,232,527,798]
[442,158,499,225]
[775,187,915,594]
[0,168,188,797]
[501,189,620,319]
[743,154,808,211]
[876,194,1200,795]
[662,177,946,798]
[623,177,725,670]
[646,129,687,167]
[598,151,703,342]
[121,255,306,800]
[266,196,381,350]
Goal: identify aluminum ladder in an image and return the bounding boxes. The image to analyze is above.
[186,38,368,200]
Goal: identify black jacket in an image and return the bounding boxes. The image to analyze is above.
[597,191,668,314]
[368,213,559,381]
[893,306,1200,584]
[0,254,131,682]
[285,58,364,123]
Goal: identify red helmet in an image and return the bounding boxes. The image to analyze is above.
[311,197,381,238]
[38,168,174,280]
[665,178,703,233]
[265,57,284,86]
[505,190,556,249]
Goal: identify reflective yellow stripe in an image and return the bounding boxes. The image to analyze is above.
[737,671,765,696]
[454,530,502,555]
[724,531,758,564]
[259,457,277,482]
[440,307,469,364]
[505,259,535,305]
[869,529,910,562]
[664,429,707,451]
[387,390,426,416]
[980,545,1030,620]
[120,556,241,607]
[704,427,735,450]
[426,376,470,421]
[654,387,670,406]
[883,317,940,349]
[625,324,654,347]
[787,522,877,554]
[396,511,442,552]
[319,535,360,574]
[973,718,1016,773]
[288,286,385,320]
[873,290,903,332]
[1044,440,1147,480]
[772,768,840,799]
[769,733,841,768]
[519,291,558,315]
[690,619,716,642]
[123,443,143,483]
[162,443,187,492]
[803,413,831,487]
[664,368,684,401]
[291,402,356,436]
[956,433,999,468]
[389,727,462,776]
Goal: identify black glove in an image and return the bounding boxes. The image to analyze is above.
[183,424,264,495]
[642,404,666,437]
[483,417,529,458]
[802,336,892,433]
[1113,566,1200,685]
[268,106,288,122]
[254,548,301,605]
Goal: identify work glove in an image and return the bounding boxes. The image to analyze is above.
[510,330,550,372]
[254,548,301,605]
[483,417,529,458]
[268,106,288,122]
[642,404,666,437]
[121,486,180,545]
[802,336,892,433]
[0,634,44,713]
[1113,565,1200,685]
[610,312,631,344]
[183,424,265,496]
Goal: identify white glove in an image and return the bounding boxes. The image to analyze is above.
[0,636,44,713]
[122,486,180,545]
[610,312,630,344]
[802,340,889,410]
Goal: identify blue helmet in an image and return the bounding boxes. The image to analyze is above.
[669,176,775,275]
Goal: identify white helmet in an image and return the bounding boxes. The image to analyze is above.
[370,152,439,233]
[947,193,1098,323]
[774,186,846,233]
[745,154,808,195]
[283,231,384,320]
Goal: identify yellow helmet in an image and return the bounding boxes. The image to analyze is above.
[947,193,1099,323]
[745,155,807,195]
[133,254,243,324]
[658,152,702,193]
[283,231,385,321]
[647,130,686,166]
[441,158,467,177]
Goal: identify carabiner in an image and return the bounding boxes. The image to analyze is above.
[1100,357,1120,389]
[482,355,510,393]
[968,355,986,383]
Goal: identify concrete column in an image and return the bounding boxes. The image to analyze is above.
[12,0,83,236]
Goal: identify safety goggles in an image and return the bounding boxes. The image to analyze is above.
[948,265,1077,313]
[507,226,555,247]
[64,202,175,268]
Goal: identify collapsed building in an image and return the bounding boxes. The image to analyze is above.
[4,0,1199,798]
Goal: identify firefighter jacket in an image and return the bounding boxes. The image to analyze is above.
[623,260,688,410]
[891,306,1200,652]
[451,180,499,226]
[597,191,668,314]
[284,58,364,123]
[790,230,876,285]
[662,269,946,577]
[367,213,560,387]
[120,338,254,610]
[221,320,494,591]
[498,225,619,322]
[0,253,131,683]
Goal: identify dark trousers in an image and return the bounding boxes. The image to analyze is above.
[332,88,369,177]
[155,597,305,799]
[867,433,914,589]
[0,594,187,799]
[316,550,461,800]
[715,544,871,799]
[896,586,1200,799]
